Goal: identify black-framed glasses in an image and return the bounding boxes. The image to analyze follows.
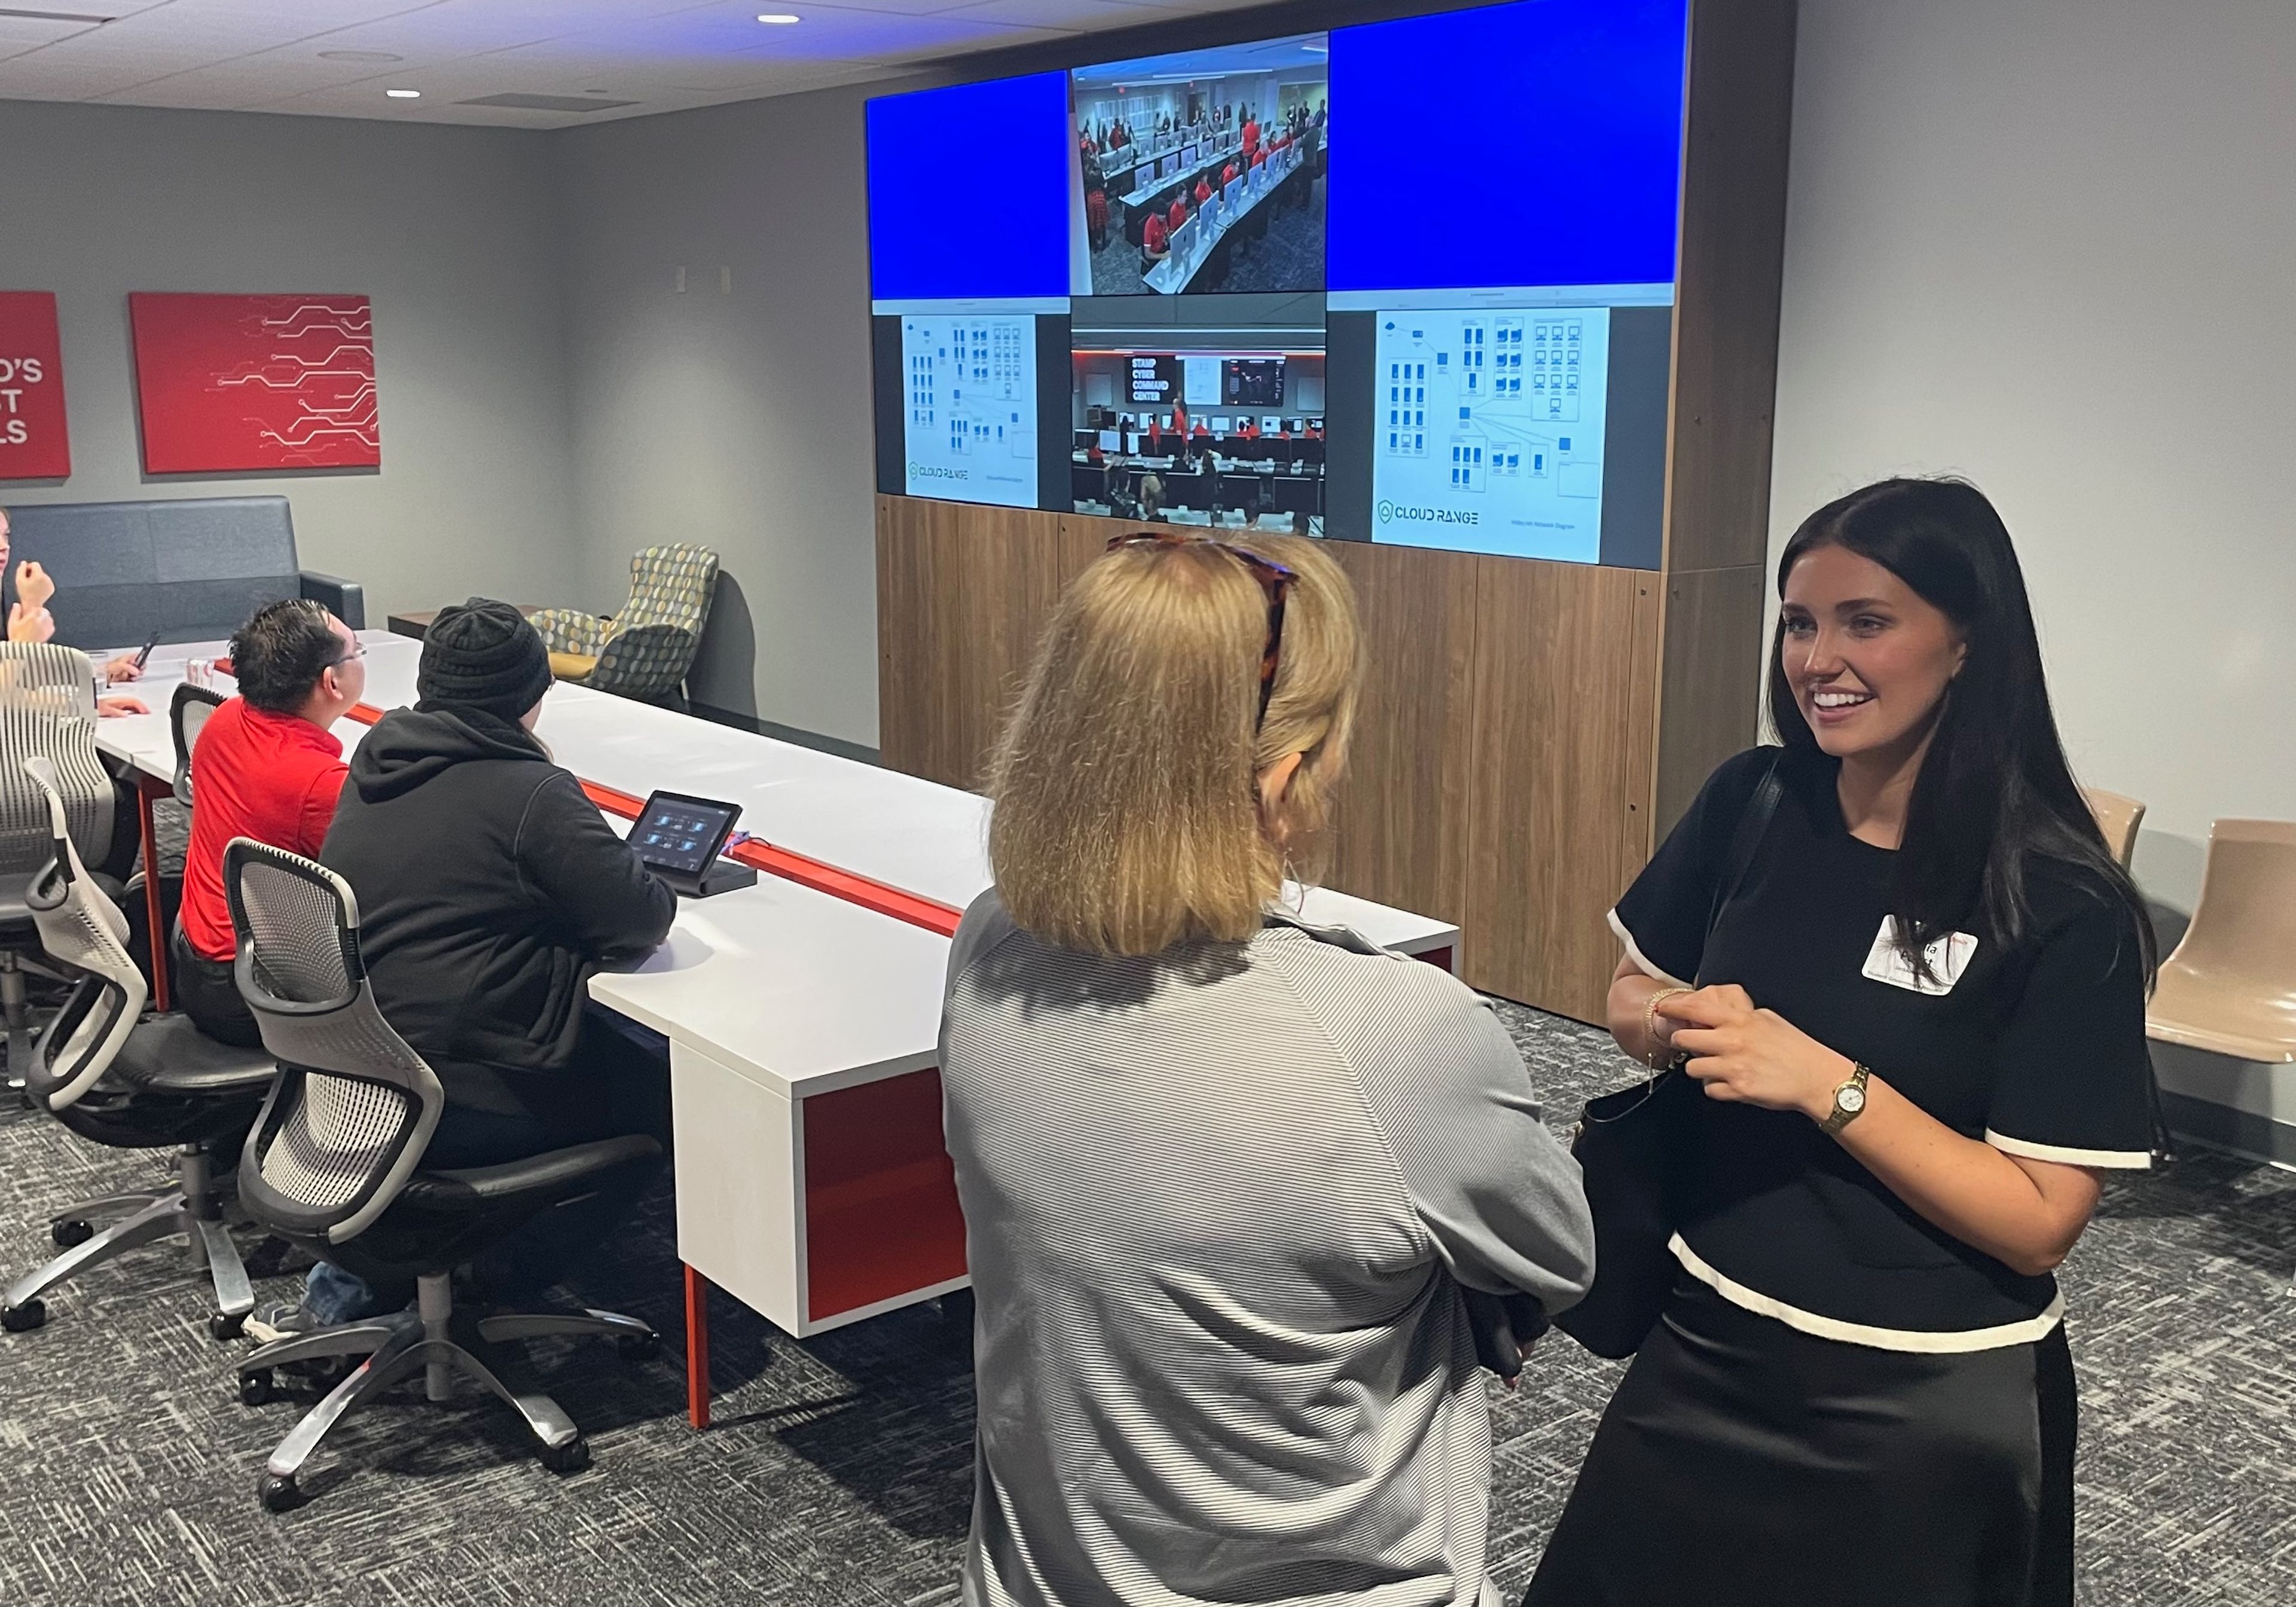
[1106,528,1295,730]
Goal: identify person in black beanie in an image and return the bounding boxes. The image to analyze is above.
[247,598,677,1340]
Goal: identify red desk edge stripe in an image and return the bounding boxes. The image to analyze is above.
[345,703,964,938]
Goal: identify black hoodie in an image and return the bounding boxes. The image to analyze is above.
[320,704,677,1116]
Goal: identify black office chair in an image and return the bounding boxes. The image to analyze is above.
[223,839,661,1511]
[1,757,274,1336]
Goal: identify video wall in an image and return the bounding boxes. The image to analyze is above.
[866,0,1686,567]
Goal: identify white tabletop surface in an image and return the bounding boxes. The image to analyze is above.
[101,631,1459,1091]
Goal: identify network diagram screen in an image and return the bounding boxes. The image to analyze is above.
[1370,308,1613,563]
[899,312,1039,510]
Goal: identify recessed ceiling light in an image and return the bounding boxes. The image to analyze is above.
[319,49,402,63]
[756,13,801,23]
[385,88,420,99]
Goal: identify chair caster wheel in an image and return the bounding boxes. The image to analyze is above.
[209,1310,246,1341]
[240,1370,274,1406]
[616,1330,661,1362]
[258,1472,300,1513]
[51,1219,92,1248]
[1,1300,45,1333]
[538,1436,591,1476]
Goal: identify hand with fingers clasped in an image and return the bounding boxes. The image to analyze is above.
[1655,985,1857,1124]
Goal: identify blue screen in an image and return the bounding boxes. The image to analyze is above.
[867,72,1073,302]
[1327,0,1688,292]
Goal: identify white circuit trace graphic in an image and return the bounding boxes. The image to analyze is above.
[212,300,379,465]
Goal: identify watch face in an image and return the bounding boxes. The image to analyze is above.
[1836,1084,1867,1115]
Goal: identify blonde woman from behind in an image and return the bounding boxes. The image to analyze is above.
[939,530,1595,1607]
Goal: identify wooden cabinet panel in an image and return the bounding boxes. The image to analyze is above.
[1656,563,1768,835]
[875,496,1065,790]
[1463,558,1659,1022]
[1323,540,1480,929]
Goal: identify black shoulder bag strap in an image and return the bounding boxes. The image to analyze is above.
[1706,748,1788,968]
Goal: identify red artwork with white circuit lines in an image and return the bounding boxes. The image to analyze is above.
[129,293,380,473]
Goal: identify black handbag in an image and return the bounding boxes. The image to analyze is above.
[1552,751,1787,1359]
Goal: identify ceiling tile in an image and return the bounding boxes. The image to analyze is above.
[0,0,1221,123]
[937,0,1186,30]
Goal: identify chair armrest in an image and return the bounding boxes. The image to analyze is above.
[530,607,607,656]
[298,571,366,629]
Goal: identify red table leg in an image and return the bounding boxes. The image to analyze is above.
[137,775,170,1012]
[685,1263,712,1431]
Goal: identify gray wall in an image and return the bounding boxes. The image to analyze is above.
[554,81,889,741]
[1769,0,2296,1144]
[0,99,579,627]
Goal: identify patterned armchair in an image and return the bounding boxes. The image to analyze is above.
[532,544,719,708]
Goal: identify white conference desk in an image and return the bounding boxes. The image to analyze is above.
[95,631,1460,1426]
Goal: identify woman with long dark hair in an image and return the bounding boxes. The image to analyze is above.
[1526,478,2157,1606]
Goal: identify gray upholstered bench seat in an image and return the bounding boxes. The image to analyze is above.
[4,496,363,649]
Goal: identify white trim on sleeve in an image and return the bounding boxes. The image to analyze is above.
[1668,1235,2066,1354]
[1607,907,1691,990]
[1984,1130,2154,1170]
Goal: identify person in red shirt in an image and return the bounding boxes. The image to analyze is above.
[1238,417,1262,441]
[1190,418,1211,441]
[174,598,364,1046]
[1167,194,1189,234]
[1195,176,1214,209]
[1223,161,1239,187]
[1142,209,1170,262]
[1241,114,1260,164]
[1146,417,1164,456]
[1251,147,1267,172]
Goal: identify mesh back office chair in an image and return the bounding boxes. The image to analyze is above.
[1,759,275,1336]
[0,643,115,1093]
[532,544,720,708]
[224,841,662,1512]
[170,682,226,808]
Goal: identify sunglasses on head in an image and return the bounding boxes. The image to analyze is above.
[1106,529,1296,731]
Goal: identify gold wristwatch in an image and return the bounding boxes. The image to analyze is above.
[1820,1062,1871,1136]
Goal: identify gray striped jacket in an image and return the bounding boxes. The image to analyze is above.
[940,893,1596,1607]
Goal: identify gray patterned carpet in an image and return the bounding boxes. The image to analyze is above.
[1,986,2290,1605]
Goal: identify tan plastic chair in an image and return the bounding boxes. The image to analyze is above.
[2144,818,2296,1064]
[2083,787,2146,867]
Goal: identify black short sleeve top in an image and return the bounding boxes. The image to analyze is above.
[1611,746,2155,1348]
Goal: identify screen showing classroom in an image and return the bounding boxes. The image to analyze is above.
[1073,35,1329,298]
[863,0,1687,564]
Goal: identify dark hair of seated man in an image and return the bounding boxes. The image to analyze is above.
[230,598,346,716]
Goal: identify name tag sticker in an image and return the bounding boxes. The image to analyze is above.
[1861,918,1979,995]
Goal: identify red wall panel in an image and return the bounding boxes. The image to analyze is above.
[0,291,71,480]
[129,292,380,473]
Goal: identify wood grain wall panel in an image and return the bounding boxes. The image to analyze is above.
[875,496,1066,791]
[1665,0,1799,574]
[1463,558,1658,1022]
[1655,563,1768,834]
[1322,540,1480,927]
[1620,570,1665,888]
[1055,511,1131,585]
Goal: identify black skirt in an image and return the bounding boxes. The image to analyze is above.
[1524,1275,2075,1607]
